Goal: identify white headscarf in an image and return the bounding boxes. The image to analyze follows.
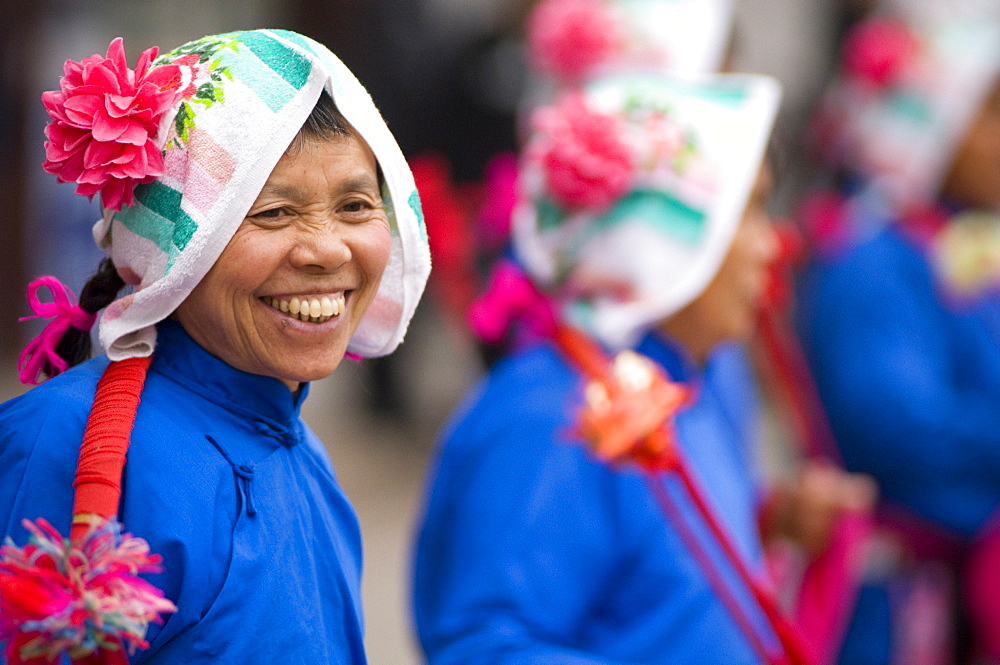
[90,29,431,360]
[513,73,780,349]
[814,0,1000,213]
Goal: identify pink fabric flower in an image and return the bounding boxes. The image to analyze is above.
[530,93,636,211]
[842,18,920,89]
[527,0,622,83]
[41,38,185,211]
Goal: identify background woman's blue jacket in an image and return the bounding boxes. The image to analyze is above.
[413,333,777,664]
[799,225,1000,537]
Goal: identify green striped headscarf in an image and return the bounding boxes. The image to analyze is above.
[513,73,780,349]
[93,29,430,360]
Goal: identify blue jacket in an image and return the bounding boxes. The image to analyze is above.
[1,320,366,664]
[413,333,776,664]
[799,226,1000,537]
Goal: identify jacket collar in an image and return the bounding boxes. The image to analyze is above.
[151,319,309,428]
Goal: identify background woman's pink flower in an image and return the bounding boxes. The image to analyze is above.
[842,18,920,89]
[528,0,622,83]
[41,38,184,211]
[531,94,636,211]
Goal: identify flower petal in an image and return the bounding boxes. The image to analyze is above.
[119,144,149,178]
[117,120,150,146]
[134,45,160,79]
[81,63,121,95]
[100,178,130,211]
[105,38,128,80]
[84,140,126,169]
[51,149,87,182]
[105,93,137,118]
[90,113,128,141]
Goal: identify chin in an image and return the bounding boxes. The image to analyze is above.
[275,355,348,385]
[724,317,757,344]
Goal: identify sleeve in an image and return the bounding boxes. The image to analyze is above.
[707,344,766,490]
[0,387,90,544]
[800,243,1000,535]
[411,372,639,665]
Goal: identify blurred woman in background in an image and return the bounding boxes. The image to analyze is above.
[797,0,1000,661]
[413,63,873,663]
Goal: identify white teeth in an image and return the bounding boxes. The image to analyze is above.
[262,293,346,323]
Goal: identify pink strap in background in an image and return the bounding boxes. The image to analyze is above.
[467,260,556,345]
[17,276,97,385]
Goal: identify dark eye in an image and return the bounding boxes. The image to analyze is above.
[251,207,286,219]
[340,200,370,213]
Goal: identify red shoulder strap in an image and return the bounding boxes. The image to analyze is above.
[71,356,152,541]
[553,324,813,665]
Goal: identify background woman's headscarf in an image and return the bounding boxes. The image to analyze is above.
[512,73,781,350]
[526,0,733,87]
[811,0,1000,217]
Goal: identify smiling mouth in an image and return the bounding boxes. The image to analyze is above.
[261,294,346,323]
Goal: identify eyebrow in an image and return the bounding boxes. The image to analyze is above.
[338,175,380,194]
[259,174,380,200]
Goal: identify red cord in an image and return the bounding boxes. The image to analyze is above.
[672,456,813,665]
[645,472,783,664]
[71,356,153,541]
[554,325,814,665]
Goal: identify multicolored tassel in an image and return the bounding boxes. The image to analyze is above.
[0,517,176,665]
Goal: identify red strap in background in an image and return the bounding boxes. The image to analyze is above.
[553,325,813,665]
[753,223,873,665]
[71,356,152,541]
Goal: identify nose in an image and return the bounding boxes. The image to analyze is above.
[289,223,352,273]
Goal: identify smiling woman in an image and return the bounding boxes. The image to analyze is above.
[0,30,429,665]
[176,102,393,390]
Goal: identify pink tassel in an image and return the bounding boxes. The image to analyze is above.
[17,277,97,385]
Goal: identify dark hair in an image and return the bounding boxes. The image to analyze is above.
[295,89,353,144]
[52,258,125,373]
[291,88,384,183]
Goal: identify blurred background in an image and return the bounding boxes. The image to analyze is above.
[0,1,862,661]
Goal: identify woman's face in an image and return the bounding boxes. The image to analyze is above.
[940,77,1000,211]
[174,132,392,390]
[659,166,778,362]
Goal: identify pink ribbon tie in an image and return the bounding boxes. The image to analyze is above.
[468,261,557,345]
[18,276,97,385]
